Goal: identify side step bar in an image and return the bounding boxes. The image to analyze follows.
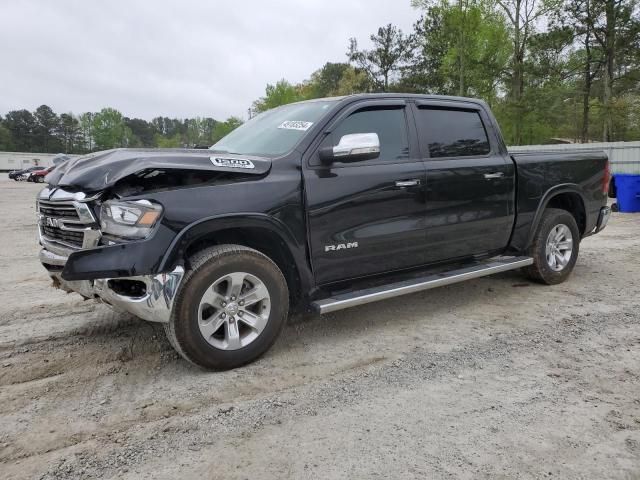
[312,256,533,314]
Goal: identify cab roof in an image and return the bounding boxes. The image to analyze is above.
[294,92,488,108]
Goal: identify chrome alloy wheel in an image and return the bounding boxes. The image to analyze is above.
[545,224,573,272]
[197,272,271,350]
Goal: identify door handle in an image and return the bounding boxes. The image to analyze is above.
[395,179,421,188]
[483,172,505,179]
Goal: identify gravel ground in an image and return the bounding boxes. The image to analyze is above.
[0,176,639,480]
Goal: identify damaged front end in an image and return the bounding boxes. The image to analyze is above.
[37,186,184,323]
[37,148,272,323]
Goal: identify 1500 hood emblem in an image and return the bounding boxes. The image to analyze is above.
[210,157,255,169]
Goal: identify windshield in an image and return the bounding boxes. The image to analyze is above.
[210,100,337,157]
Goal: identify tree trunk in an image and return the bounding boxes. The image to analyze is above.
[512,0,523,145]
[602,0,615,141]
[458,41,465,96]
[458,0,465,96]
[581,18,592,143]
[514,50,525,145]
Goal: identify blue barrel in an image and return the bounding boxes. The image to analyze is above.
[614,174,640,213]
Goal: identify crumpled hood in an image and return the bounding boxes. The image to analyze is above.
[46,148,272,191]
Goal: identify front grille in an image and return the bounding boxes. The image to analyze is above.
[41,225,84,247]
[38,197,99,251]
[38,200,81,220]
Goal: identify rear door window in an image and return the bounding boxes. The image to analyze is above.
[417,108,491,158]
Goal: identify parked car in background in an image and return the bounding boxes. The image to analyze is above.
[28,166,54,183]
[8,166,46,181]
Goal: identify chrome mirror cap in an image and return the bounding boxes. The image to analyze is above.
[333,133,380,158]
[319,132,381,164]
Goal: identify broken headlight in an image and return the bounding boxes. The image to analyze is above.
[100,199,162,240]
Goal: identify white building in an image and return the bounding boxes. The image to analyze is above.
[0,151,80,171]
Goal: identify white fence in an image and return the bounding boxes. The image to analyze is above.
[509,141,640,175]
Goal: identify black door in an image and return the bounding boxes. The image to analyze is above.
[303,101,427,285]
[413,103,515,263]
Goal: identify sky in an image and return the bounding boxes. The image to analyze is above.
[0,0,419,121]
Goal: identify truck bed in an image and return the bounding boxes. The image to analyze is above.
[509,150,609,251]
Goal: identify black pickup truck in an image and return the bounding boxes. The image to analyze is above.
[38,94,611,369]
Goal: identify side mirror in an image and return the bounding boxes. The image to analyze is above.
[319,133,380,164]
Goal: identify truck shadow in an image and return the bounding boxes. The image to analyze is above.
[287,270,534,327]
[272,269,548,363]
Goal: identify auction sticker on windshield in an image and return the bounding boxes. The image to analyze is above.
[278,121,314,131]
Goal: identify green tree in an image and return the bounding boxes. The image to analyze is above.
[306,63,352,97]
[495,0,560,144]
[125,117,157,147]
[348,24,415,92]
[252,80,305,113]
[58,113,81,153]
[33,105,60,152]
[184,117,219,146]
[409,1,510,100]
[211,117,243,143]
[333,67,372,95]
[552,0,602,142]
[4,110,36,151]
[92,108,132,150]
[78,112,94,152]
[587,0,640,140]
[399,9,449,93]
[0,122,13,150]
[200,118,218,145]
[155,132,182,148]
[151,116,186,139]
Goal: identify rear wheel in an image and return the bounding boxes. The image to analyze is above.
[164,245,289,370]
[522,208,580,285]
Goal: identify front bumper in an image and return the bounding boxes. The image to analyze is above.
[595,205,611,233]
[37,186,186,323]
[41,248,184,323]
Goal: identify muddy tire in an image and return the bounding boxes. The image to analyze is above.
[522,208,580,285]
[164,245,289,370]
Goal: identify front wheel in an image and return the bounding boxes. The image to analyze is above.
[164,245,289,370]
[522,208,580,285]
